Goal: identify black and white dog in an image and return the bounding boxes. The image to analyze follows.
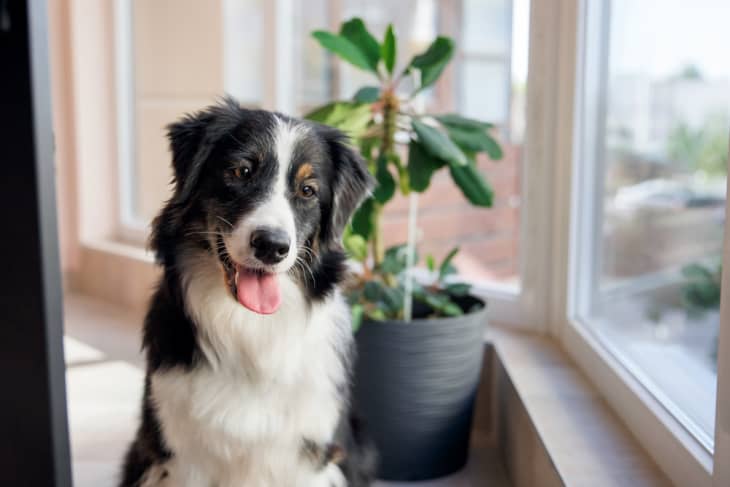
[120,97,377,487]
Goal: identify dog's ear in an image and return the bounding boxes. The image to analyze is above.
[166,96,241,203]
[319,127,375,249]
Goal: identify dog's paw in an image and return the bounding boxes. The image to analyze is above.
[302,439,347,469]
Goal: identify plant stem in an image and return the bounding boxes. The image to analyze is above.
[371,202,384,268]
[381,88,398,154]
[371,87,399,270]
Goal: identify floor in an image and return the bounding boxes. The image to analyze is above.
[64,293,510,486]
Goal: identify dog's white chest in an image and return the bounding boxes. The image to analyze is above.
[151,267,351,486]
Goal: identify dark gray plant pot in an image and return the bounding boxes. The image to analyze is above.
[352,296,488,481]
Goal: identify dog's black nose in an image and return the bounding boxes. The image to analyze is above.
[250,228,291,264]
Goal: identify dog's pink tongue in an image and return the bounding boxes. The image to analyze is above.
[236,267,281,314]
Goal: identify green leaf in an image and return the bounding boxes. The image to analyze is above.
[439,247,460,281]
[449,160,494,207]
[426,254,435,272]
[414,288,448,309]
[413,289,462,316]
[381,244,408,274]
[351,197,375,239]
[412,120,467,166]
[441,263,458,278]
[382,24,397,75]
[305,101,372,138]
[682,263,716,281]
[339,18,381,72]
[343,232,368,262]
[682,263,722,312]
[312,31,374,71]
[363,280,403,314]
[442,302,464,316]
[382,286,404,313]
[446,126,504,160]
[407,140,444,192]
[359,136,377,160]
[351,304,364,332]
[407,36,454,91]
[373,154,396,203]
[363,280,384,302]
[480,133,504,161]
[353,86,381,103]
[445,282,471,297]
[369,308,386,321]
[434,114,494,131]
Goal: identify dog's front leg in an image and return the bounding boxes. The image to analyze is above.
[301,439,348,487]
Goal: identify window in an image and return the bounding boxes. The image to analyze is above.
[60,1,730,484]
[117,0,268,231]
[115,0,530,295]
[572,0,729,451]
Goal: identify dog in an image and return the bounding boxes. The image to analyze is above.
[120,97,377,487]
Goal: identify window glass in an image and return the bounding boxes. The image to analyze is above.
[223,0,266,106]
[462,0,510,54]
[293,0,332,112]
[580,0,729,447]
[461,61,510,123]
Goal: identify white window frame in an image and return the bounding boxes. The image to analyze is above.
[533,0,730,485]
[714,175,730,484]
[113,0,146,242]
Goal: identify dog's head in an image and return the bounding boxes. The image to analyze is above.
[151,97,373,314]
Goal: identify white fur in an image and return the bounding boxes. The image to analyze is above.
[151,249,352,487]
[226,118,308,273]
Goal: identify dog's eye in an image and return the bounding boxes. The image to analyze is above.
[232,166,251,179]
[300,184,316,198]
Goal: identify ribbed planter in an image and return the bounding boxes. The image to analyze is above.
[352,296,488,481]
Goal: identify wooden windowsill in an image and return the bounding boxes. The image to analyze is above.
[481,324,672,487]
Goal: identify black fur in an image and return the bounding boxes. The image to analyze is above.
[120,98,376,486]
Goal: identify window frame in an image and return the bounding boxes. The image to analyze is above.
[538,0,729,484]
[714,179,730,484]
[113,0,147,243]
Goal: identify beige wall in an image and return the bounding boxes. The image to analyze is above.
[132,0,224,220]
[49,0,79,274]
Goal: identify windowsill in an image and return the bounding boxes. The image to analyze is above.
[67,239,158,314]
[484,324,673,487]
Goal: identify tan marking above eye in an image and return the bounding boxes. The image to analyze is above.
[295,163,314,183]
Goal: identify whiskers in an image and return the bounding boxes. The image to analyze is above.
[184,227,235,273]
[291,245,317,288]
[216,216,235,229]
[184,229,227,239]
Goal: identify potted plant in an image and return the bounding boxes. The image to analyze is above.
[307,18,503,481]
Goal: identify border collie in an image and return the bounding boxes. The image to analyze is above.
[120,97,377,487]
